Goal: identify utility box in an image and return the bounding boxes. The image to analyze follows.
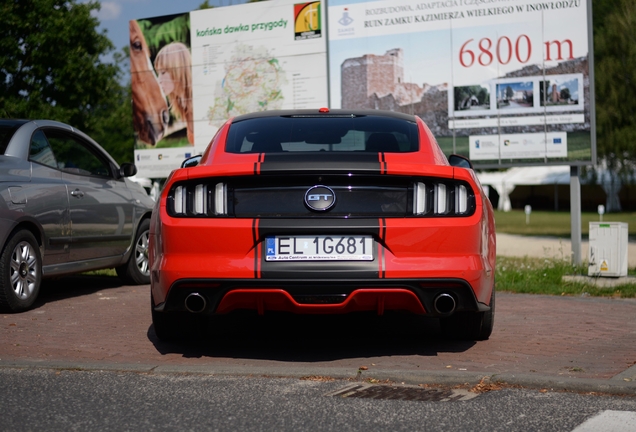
[588,222,628,277]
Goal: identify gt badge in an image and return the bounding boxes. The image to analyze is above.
[304,185,336,212]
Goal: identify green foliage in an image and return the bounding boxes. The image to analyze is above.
[453,86,489,110]
[89,78,136,165]
[0,0,121,134]
[0,1,134,164]
[497,256,636,298]
[139,16,191,56]
[198,1,215,9]
[593,0,636,179]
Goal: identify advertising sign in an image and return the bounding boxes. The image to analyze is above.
[328,0,595,168]
[131,0,328,177]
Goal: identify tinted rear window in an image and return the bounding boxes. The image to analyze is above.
[225,115,419,153]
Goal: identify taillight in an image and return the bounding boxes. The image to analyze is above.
[214,183,227,215]
[413,180,474,216]
[168,182,227,216]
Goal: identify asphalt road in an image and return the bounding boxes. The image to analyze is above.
[1,368,635,432]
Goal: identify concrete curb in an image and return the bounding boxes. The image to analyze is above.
[562,275,636,288]
[2,359,635,396]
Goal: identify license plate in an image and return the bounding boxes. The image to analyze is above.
[265,236,374,261]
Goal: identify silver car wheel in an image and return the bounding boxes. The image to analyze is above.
[10,240,39,300]
[135,229,150,277]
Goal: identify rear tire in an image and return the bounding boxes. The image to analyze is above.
[151,307,183,342]
[116,219,150,285]
[0,230,42,313]
[151,295,206,342]
[441,288,495,341]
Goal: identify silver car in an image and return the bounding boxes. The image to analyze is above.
[0,119,154,312]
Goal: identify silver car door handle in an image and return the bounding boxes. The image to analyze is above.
[70,189,85,198]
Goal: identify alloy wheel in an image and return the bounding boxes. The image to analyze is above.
[10,240,39,300]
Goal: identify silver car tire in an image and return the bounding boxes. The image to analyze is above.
[116,219,151,285]
[0,230,42,313]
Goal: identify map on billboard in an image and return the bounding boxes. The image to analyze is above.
[328,0,595,168]
[191,0,328,150]
[207,44,288,127]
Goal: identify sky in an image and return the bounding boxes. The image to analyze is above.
[92,0,249,58]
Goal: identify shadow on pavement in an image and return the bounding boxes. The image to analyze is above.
[147,312,476,362]
[33,275,124,309]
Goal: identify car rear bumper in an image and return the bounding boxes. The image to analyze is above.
[153,277,491,317]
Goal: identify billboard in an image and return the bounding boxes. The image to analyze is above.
[130,1,328,177]
[328,0,595,168]
[131,0,595,175]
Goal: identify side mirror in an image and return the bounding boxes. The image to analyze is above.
[448,154,473,169]
[181,155,202,168]
[119,163,137,178]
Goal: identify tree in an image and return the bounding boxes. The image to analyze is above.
[89,52,136,164]
[0,0,121,136]
[559,87,570,102]
[198,0,215,8]
[505,85,514,100]
[593,0,636,179]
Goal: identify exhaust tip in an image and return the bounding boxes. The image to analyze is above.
[434,293,456,315]
[185,293,207,313]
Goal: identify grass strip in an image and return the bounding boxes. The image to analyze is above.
[494,210,636,237]
[497,256,636,298]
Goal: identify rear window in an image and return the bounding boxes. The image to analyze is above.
[225,115,419,153]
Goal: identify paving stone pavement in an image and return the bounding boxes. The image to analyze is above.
[1,274,635,394]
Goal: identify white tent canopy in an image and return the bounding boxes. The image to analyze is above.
[476,166,623,212]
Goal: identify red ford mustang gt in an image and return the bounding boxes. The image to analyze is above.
[149,109,496,341]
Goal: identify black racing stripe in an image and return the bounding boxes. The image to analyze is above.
[381,217,387,241]
[379,218,386,279]
[257,218,382,280]
[381,245,386,279]
[252,219,259,279]
[254,153,265,175]
[380,152,388,174]
[259,152,382,174]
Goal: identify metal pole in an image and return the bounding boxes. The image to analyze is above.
[570,166,582,265]
[325,0,331,108]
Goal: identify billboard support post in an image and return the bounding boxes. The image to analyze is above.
[570,166,582,266]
